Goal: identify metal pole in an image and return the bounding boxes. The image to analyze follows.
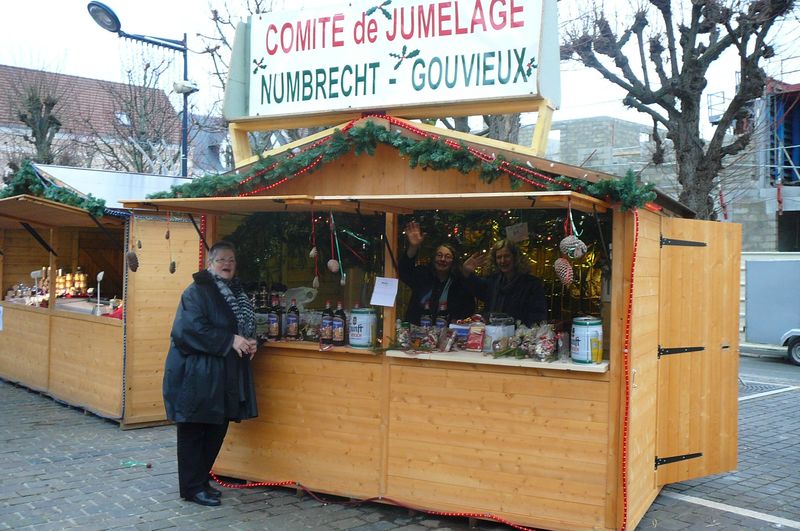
[181,32,189,177]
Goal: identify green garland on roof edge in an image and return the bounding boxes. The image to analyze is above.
[1,161,107,218]
[551,169,656,211]
[147,121,655,210]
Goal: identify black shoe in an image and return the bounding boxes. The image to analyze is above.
[187,490,221,507]
[205,485,222,498]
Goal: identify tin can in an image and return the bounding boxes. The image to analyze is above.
[571,317,602,363]
[349,308,376,348]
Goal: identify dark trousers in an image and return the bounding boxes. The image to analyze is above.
[176,421,229,498]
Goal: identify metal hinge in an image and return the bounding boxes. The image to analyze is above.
[658,345,705,358]
[660,236,707,247]
[655,453,703,469]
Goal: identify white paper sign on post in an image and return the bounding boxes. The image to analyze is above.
[370,277,399,307]
[505,222,529,243]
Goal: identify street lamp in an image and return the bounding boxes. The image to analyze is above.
[87,1,197,177]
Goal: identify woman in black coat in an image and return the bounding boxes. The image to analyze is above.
[463,239,547,326]
[399,221,474,325]
[162,241,258,507]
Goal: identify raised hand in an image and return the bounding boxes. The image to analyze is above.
[462,251,488,275]
[405,221,425,247]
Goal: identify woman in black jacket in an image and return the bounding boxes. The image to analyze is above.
[463,239,547,326]
[399,221,474,325]
[162,241,258,507]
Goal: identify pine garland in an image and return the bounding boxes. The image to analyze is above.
[147,119,658,211]
[1,161,107,218]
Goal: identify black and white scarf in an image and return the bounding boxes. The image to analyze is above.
[211,273,256,338]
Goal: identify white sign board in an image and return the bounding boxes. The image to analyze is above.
[243,0,558,120]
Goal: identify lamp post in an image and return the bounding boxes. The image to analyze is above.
[87,1,196,177]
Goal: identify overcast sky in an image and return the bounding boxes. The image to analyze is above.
[2,0,798,136]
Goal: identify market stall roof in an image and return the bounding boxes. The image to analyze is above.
[121,190,610,216]
[0,194,123,230]
[32,164,192,209]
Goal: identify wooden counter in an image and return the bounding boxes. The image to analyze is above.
[214,340,613,530]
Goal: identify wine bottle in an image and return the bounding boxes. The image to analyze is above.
[420,301,432,329]
[267,294,282,341]
[435,301,449,331]
[332,300,347,346]
[320,300,334,345]
[285,298,300,340]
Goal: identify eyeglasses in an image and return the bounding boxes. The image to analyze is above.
[213,257,236,264]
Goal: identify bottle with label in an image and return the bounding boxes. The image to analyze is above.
[267,294,282,341]
[420,301,433,329]
[332,300,347,346]
[285,298,300,340]
[320,300,334,345]
[435,301,449,331]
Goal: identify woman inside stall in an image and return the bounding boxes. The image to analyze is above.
[399,221,475,324]
[463,239,547,326]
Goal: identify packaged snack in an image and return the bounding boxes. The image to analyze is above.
[465,324,486,352]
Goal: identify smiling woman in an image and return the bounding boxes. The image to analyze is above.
[162,240,258,507]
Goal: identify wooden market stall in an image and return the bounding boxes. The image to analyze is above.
[0,195,200,427]
[123,115,741,530]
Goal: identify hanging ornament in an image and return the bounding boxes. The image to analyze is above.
[554,257,573,285]
[169,260,177,274]
[127,213,139,272]
[339,272,347,286]
[126,251,139,273]
[329,211,346,285]
[560,234,588,259]
[327,259,340,273]
[310,210,320,286]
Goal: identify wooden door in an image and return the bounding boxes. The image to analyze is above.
[656,218,740,485]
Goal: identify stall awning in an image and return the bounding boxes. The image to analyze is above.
[121,191,610,216]
[0,195,122,230]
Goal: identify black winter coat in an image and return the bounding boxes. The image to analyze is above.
[162,270,258,424]
[399,252,475,325]
[465,272,547,326]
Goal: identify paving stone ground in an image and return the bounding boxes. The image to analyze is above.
[1,378,798,530]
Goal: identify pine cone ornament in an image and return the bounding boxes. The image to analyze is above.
[164,229,170,240]
[554,257,573,285]
[126,251,139,272]
[559,235,588,259]
[169,260,176,274]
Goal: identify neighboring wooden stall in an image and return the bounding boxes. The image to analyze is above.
[124,116,740,529]
[0,195,199,427]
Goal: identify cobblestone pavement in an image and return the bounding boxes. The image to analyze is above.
[1,378,799,530]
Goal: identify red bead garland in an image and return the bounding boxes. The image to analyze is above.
[620,207,640,531]
[209,471,541,530]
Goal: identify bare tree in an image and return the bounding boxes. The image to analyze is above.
[81,61,183,174]
[3,68,84,173]
[561,0,797,219]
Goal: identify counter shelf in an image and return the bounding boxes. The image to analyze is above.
[386,348,609,372]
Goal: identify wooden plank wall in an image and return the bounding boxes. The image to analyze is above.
[258,145,538,197]
[48,313,123,418]
[1,229,53,294]
[386,360,610,530]
[0,304,51,389]
[215,349,385,498]
[123,217,201,425]
[617,208,661,529]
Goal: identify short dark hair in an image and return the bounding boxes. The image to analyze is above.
[207,241,236,265]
